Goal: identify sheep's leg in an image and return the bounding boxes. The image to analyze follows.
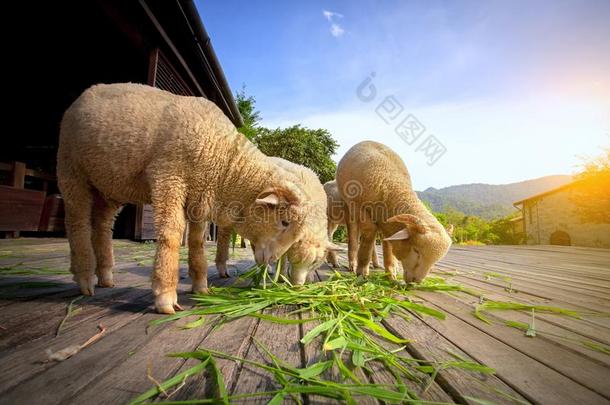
[383,240,398,279]
[279,255,289,279]
[356,225,376,277]
[62,178,96,295]
[188,220,208,293]
[91,194,121,288]
[214,226,232,278]
[346,220,359,272]
[326,223,339,267]
[151,180,186,314]
[371,237,380,268]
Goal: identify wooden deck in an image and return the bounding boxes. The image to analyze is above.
[0,238,608,404]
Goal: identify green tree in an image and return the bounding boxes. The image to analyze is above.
[571,147,610,223]
[253,125,339,183]
[490,215,524,245]
[235,85,261,140]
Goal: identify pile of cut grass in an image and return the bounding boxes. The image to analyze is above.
[136,264,607,404]
[141,270,496,404]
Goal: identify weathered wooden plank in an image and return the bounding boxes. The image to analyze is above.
[0,272,152,350]
[69,275,235,404]
[409,298,608,404]
[0,297,153,400]
[441,256,610,298]
[447,275,610,347]
[439,258,610,309]
[444,270,610,332]
[383,314,528,405]
[418,291,610,399]
[230,305,303,403]
[166,314,259,402]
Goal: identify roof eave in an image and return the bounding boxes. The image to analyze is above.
[179,1,244,127]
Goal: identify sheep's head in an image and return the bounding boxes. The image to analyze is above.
[280,198,341,285]
[284,227,341,285]
[384,214,452,283]
[236,185,306,265]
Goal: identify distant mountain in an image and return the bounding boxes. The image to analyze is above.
[417,175,572,219]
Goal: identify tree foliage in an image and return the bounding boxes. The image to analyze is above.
[571,147,610,223]
[253,125,338,183]
[235,86,261,140]
[235,88,339,183]
[429,206,523,245]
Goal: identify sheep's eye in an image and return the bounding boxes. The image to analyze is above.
[281,220,290,228]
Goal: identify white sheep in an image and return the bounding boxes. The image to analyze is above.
[214,157,331,285]
[57,83,312,313]
[323,180,380,268]
[336,141,452,282]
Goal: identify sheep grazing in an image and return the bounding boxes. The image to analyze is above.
[214,157,331,285]
[336,141,452,282]
[323,180,380,268]
[57,83,311,314]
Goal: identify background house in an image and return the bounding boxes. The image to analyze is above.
[514,182,610,248]
[2,0,241,240]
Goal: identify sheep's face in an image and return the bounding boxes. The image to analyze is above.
[236,186,306,265]
[284,225,332,285]
[384,214,452,283]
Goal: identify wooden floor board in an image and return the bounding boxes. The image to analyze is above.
[0,238,608,404]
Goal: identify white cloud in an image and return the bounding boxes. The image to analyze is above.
[322,10,343,21]
[330,23,345,37]
[322,9,345,37]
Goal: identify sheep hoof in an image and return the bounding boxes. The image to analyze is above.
[74,273,96,296]
[155,291,182,314]
[356,266,369,278]
[97,273,115,288]
[219,272,230,279]
[191,279,209,294]
[385,268,397,280]
[192,286,209,294]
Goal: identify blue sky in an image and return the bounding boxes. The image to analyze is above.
[196,0,610,190]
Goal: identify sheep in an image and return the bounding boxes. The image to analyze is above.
[336,141,452,282]
[323,180,380,269]
[57,83,312,314]
[214,157,331,285]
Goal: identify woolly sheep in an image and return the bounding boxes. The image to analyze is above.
[214,157,331,285]
[323,180,380,268]
[336,141,452,282]
[57,83,311,314]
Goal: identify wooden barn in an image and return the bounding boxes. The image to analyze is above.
[2,0,242,240]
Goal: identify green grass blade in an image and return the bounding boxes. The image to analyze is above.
[182,316,206,330]
[323,336,348,351]
[267,391,286,405]
[296,360,333,379]
[127,356,210,405]
[301,319,338,344]
[206,356,229,405]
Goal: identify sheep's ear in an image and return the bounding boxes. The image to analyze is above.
[255,190,280,206]
[387,214,427,234]
[255,187,301,206]
[326,242,343,252]
[445,224,454,236]
[384,229,410,241]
